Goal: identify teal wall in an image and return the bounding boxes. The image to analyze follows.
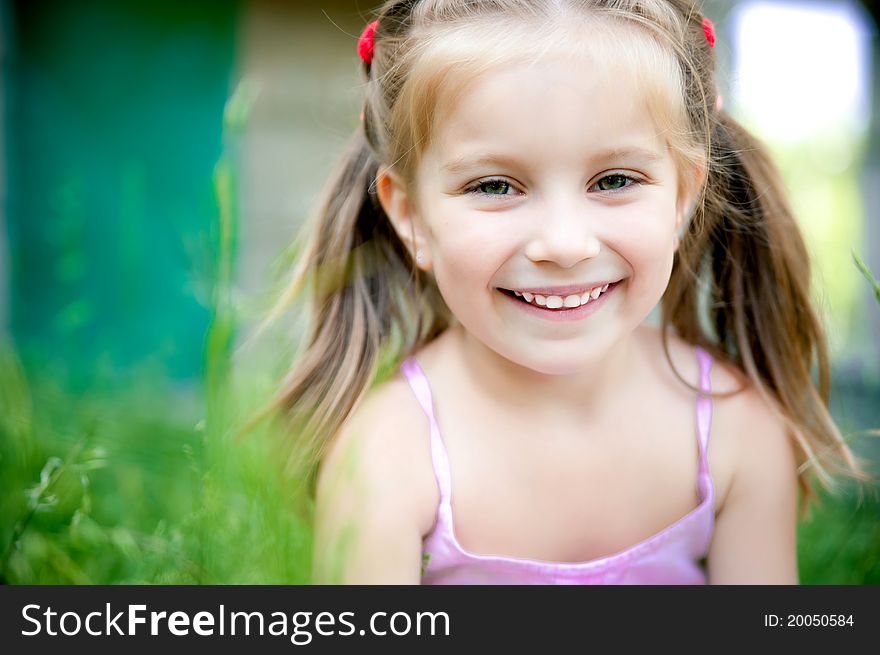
[5,0,239,386]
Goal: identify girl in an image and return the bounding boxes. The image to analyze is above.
[262,0,869,584]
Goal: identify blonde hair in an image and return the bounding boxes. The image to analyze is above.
[248,0,870,515]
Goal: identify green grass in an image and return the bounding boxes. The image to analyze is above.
[798,484,880,584]
[0,341,313,584]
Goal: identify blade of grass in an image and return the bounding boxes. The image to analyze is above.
[852,250,880,304]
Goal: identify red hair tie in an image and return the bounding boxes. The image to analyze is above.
[702,17,716,48]
[358,20,379,65]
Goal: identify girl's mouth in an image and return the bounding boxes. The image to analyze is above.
[499,281,619,308]
[497,281,621,321]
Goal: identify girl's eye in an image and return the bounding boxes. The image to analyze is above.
[593,174,637,192]
[466,178,515,196]
[464,174,640,197]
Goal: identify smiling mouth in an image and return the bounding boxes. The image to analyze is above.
[497,281,620,310]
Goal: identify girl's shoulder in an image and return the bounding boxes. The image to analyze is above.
[640,324,793,512]
[708,364,798,515]
[312,371,440,581]
[318,366,441,537]
[658,333,800,583]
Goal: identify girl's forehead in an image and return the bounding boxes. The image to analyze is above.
[427,55,668,165]
[407,17,685,168]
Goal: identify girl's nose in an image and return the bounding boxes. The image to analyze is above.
[523,199,601,268]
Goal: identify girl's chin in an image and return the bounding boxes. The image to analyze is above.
[491,348,607,377]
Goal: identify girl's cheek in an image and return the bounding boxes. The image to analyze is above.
[438,227,513,260]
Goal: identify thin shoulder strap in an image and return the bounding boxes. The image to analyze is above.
[399,357,453,506]
[694,346,714,477]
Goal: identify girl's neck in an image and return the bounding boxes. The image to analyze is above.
[442,323,643,425]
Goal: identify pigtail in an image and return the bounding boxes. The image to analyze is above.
[664,111,871,515]
[245,127,449,497]
[241,0,455,501]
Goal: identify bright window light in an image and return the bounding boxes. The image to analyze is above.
[731,1,870,141]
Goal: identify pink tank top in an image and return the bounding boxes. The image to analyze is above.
[399,346,716,584]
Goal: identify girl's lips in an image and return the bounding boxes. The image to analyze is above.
[500,280,618,297]
[498,280,621,322]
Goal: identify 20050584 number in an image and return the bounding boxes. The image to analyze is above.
[788,615,853,627]
[764,614,854,627]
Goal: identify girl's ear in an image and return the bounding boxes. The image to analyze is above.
[375,166,432,270]
[674,160,707,249]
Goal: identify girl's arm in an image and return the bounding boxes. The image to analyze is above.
[311,388,434,584]
[706,387,800,584]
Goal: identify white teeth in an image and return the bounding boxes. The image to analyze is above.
[510,283,613,309]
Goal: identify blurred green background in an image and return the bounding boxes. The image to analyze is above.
[0,0,877,584]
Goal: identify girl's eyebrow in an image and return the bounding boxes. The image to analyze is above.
[590,146,665,164]
[441,147,664,175]
[441,153,525,175]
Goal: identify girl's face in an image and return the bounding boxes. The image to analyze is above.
[385,54,698,375]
